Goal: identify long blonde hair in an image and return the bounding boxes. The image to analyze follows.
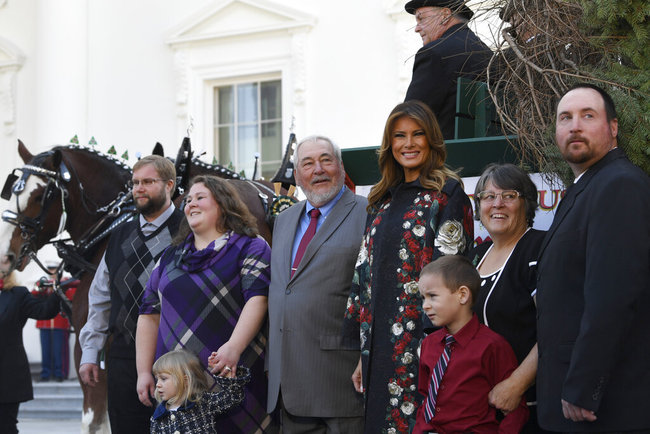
[367,100,461,212]
[152,350,209,407]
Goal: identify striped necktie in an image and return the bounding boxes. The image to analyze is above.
[424,334,455,423]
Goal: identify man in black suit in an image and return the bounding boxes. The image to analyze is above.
[536,83,650,432]
[404,0,492,140]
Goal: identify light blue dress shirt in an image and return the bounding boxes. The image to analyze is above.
[290,186,346,265]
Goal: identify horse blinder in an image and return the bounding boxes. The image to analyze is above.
[1,171,19,200]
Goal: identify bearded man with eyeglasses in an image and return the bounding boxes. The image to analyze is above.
[79,155,183,433]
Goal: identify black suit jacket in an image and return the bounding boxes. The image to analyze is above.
[405,23,492,140]
[0,286,60,403]
[536,148,650,431]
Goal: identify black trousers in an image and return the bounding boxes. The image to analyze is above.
[107,356,154,434]
[0,402,19,434]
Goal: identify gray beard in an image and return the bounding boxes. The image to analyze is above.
[302,178,345,207]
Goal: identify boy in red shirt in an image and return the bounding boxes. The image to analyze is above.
[414,255,528,434]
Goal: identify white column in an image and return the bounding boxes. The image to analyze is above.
[35,0,88,150]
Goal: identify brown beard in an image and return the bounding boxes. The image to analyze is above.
[135,188,168,218]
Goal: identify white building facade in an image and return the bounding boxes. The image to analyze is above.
[0,0,503,359]
[0,0,504,174]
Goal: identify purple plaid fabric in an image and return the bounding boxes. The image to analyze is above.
[141,231,273,433]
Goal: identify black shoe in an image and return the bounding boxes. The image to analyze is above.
[54,377,64,382]
[37,377,50,383]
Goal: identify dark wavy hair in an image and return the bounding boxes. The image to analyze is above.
[367,100,461,212]
[473,163,538,227]
[173,175,258,245]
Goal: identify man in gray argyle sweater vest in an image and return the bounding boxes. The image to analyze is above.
[79,156,182,433]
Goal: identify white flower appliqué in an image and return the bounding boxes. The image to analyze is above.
[388,381,403,396]
[401,402,415,416]
[404,281,419,295]
[434,220,466,255]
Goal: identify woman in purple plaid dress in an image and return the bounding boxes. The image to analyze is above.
[136,175,274,433]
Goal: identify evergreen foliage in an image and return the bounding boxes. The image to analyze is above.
[576,0,650,174]
[487,0,649,183]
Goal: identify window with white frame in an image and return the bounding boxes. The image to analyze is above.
[213,79,282,180]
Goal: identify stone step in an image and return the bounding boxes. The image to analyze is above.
[29,361,40,381]
[29,361,77,382]
[18,380,83,420]
[31,380,83,396]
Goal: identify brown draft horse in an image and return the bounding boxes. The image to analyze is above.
[0,141,278,433]
[0,142,131,433]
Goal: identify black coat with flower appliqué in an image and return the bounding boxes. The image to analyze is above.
[344,178,473,434]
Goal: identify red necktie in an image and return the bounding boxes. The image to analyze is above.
[424,334,455,422]
[291,208,320,277]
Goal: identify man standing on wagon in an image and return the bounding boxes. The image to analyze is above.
[79,155,183,433]
[404,0,492,140]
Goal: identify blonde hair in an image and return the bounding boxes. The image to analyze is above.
[367,100,461,212]
[152,350,209,407]
[1,272,18,289]
[133,155,177,192]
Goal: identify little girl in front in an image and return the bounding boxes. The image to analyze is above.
[149,349,250,434]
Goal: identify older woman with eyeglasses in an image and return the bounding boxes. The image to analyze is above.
[469,163,548,433]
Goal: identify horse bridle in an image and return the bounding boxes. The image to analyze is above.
[0,152,133,269]
[0,150,135,323]
[1,159,71,274]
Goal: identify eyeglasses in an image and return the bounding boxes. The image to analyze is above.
[415,7,447,23]
[477,190,522,204]
[415,12,435,22]
[128,178,163,188]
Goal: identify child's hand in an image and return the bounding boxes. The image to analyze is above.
[207,352,218,370]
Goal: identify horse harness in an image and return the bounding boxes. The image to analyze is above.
[173,146,282,222]
[1,159,71,272]
[1,152,135,291]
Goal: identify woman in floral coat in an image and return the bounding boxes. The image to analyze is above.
[345,100,473,433]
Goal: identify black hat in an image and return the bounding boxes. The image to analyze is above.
[404,0,474,20]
